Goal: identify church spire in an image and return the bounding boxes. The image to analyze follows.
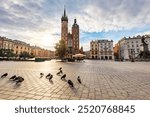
[74,18,77,24]
[61,5,68,22]
[64,5,66,17]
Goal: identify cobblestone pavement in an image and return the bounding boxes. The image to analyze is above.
[0,60,150,100]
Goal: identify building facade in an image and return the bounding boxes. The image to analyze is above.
[31,46,55,59]
[90,39,114,60]
[0,36,54,58]
[13,40,32,56]
[90,40,99,59]
[0,36,14,50]
[118,35,150,60]
[61,8,80,58]
[98,40,114,60]
[114,43,120,60]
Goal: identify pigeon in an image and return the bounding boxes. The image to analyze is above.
[46,73,51,79]
[49,75,53,79]
[59,67,62,70]
[15,77,24,85]
[49,75,53,81]
[60,69,63,74]
[40,73,44,78]
[77,76,81,84]
[61,74,66,79]
[13,76,21,81]
[56,71,61,75]
[68,80,74,87]
[9,75,16,80]
[1,73,8,78]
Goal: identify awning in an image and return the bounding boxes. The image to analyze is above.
[72,53,86,58]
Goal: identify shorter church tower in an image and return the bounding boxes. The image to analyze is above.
[72,18,79,54]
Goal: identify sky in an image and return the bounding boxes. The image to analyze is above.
[0,0,150,51]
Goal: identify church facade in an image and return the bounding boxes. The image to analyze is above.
[61,8,82,58]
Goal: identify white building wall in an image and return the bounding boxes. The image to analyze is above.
[98,40,114,60]
[119,35,150,60]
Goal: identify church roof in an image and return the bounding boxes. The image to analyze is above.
[72,18,79,28]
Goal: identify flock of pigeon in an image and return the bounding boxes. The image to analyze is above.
[0,73,24,85]
[0,67,82,88]
[40,67,82,88]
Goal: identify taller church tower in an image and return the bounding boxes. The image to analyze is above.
[61,7,68,46]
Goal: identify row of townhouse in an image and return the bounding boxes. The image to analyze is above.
[31,46,55,58]
[0,36,55,59]
[90,39,114,60]
[114,35,150,60]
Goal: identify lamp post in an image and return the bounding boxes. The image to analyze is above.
[139,43,144,59]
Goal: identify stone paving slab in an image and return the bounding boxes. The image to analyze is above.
[0,60,150,100]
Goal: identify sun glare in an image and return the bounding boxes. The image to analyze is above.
[40,32,59,49]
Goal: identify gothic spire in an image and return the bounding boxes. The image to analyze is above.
[61,5,68,22]
[64,5,66,17]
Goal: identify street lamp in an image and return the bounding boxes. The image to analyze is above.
[140,44,144,52]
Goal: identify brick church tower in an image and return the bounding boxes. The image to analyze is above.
[72,18,79,54]
[61,8,68,46]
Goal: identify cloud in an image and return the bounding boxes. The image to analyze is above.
[0,0,150,51]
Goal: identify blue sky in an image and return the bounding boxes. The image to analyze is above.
[0,0,150,51]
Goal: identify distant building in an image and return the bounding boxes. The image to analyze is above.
[0,36,54,58]
[84,51,90,59]
[13,40,32,56]
[0,37,14,50]
[90,40,99,59]
[117,35,150,60]
[90,39,114,60]
[114,43,120,60]
[31,46,55,59]
[98,40,114,60]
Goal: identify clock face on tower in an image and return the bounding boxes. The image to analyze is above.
[144,40,148,44]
